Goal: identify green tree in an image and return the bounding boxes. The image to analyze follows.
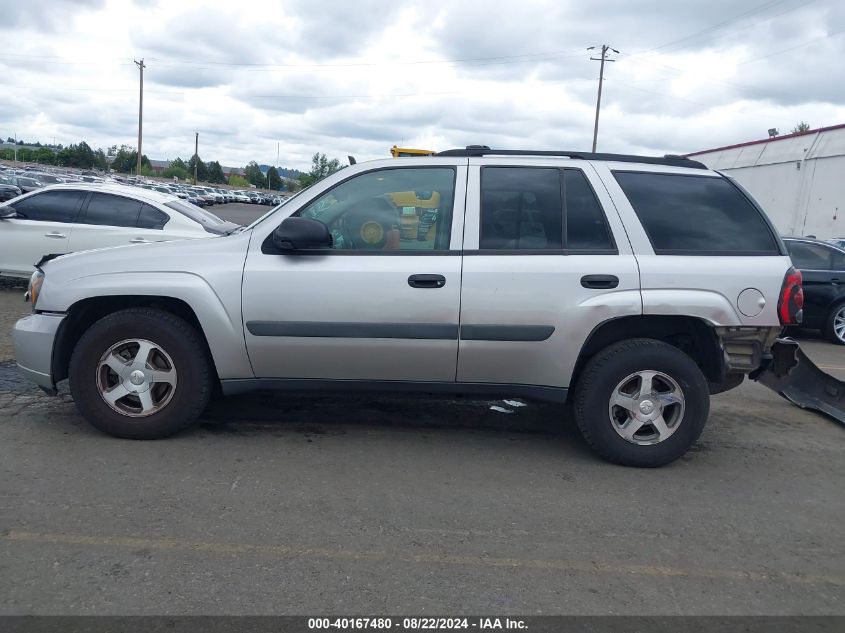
[228,174,249,187]
[267,166,283,190]
[93,149,108,171]
[111,146,151,173]
[35,147,56,165]
[206,160,226,184]
[285,178,302,193]
[791,121,811,134]
[162,163,189,180]
[243,161,266,188]
[188,154,208,181]
[298,152,342,188]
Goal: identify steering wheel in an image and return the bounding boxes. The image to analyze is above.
[340,197,400,250]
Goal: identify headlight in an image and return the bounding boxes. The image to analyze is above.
[26,270,45,310]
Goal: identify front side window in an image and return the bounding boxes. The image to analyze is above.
[613,171,780,254]
[11,190,86,222]
[296,168,455,251]
[81,193,142,227]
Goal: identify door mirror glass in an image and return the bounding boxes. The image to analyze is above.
[273,217,333,251]
[0,206,17,219]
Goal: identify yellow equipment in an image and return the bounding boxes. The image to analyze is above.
[390,146,436,158]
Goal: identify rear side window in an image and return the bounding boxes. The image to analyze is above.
[480,168,561,250]
[81,193,142,227]
[12,190,86,223]
[564,170,614,250]
[137,204,169,230]
[786,241,845,270]
[613,172,779,254]
[480,168,614,251]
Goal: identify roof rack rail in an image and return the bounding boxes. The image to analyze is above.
[434,147,707,169]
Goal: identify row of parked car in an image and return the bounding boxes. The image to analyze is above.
[0,164,286,207]
[127,181,282,208]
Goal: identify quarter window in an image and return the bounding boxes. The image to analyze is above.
[564,170,614,250]
[296,168,455,251]
[81,193,143,227]
[613,171,779,254]
[137,204,169,230]
[11,190,86,223]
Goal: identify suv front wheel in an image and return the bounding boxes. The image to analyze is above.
[574,339,709,467]
[69,308,214,439]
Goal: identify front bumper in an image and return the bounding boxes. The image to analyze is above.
[12,312,65,394]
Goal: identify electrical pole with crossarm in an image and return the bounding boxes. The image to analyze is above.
[588,45,618,152]
[134,58,145,176]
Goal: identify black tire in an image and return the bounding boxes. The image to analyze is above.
[68,307,214,439]
[823,302,845,345]
[573,338,709,467]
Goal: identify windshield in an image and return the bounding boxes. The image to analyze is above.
[0,176,16,186]
[246,188,310,229]
[164,199,229,229]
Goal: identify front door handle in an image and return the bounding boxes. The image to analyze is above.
[130,237,151,244]
[581,274,619,289]
[408,274,446,289]
[44,232,66,239]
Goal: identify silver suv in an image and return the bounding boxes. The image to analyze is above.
[12,148,803,467]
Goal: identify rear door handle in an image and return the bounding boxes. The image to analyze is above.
[581,274,619,289]
[408,274,446,289]
[44,232,66,239]
[130,237,151,244]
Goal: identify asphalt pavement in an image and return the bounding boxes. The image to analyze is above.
[0,224,843,615]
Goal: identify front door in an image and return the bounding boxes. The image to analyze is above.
[457,159,641,389]
[241,162,467,382]
[0,190,87,276]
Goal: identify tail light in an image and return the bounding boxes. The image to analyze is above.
[778,267,803,325]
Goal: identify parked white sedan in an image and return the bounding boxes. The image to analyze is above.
[0,183,239,278]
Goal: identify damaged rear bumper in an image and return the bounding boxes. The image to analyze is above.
[751,338,845,426]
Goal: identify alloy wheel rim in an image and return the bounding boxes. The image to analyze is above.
[834,306,845,343]
[608,370,685,445]
[96,338,177,417]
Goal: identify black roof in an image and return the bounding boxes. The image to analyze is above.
[435,146,707,169]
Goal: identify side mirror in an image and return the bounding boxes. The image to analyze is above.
[272,217,332,251]
[0,206,17,219]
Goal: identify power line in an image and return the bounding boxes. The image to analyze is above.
[630,0,792,58]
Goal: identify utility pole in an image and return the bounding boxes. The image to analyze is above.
[134,58,145,176]
[13,131,17,164]
[588,45,617,152]
[193,132,199,185]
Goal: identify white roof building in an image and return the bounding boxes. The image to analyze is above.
[686,124,845,238]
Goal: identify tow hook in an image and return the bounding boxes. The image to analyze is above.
[751,338,845,426]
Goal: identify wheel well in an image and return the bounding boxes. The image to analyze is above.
[571,315,725,391]
[51,295,215,384]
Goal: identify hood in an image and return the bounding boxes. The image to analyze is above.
[38,229,252,283]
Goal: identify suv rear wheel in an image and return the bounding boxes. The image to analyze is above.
[69,308,214,439]
[574,338,709,467]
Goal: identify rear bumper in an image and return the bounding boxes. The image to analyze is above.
[12,312,65,394]
[751,338,845,426]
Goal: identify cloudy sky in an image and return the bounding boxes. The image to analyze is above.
[2,0,844,170]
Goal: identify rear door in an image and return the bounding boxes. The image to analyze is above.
[0,190,85,276]
[457,158,641,389]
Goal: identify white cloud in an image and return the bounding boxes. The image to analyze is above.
[1,0,844,169]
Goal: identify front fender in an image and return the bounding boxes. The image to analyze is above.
[39,271,253,380]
